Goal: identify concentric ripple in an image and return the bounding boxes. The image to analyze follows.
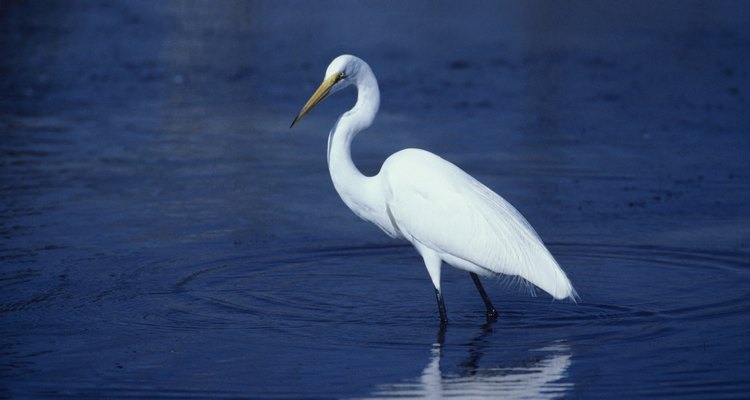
[158,242,750,346]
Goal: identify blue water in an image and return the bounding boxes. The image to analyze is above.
[2,1,750,398]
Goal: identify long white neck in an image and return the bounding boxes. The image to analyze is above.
[326,63,390,230]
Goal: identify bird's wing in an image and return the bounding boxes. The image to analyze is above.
[380,149,575,300]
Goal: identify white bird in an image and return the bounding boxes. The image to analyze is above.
[291,55,576,323]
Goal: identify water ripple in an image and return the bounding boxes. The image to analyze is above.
[147,242,750,345]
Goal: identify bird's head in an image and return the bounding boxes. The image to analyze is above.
[290,55,363,128]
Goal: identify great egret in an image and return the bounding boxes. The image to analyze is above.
[291,55,576,323]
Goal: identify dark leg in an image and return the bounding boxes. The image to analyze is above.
[470,272,498,319]
[435,288,448,325]
[436,321,447,346]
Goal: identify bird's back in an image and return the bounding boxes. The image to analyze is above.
[379,148,576,300]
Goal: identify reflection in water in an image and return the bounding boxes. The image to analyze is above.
[366,325,572,399]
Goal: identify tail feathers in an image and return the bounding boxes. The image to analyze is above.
[532,263,577,302]
[464,177,577,302]
[517,247,577,302]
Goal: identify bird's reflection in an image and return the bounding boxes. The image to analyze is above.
[368,323,573,399]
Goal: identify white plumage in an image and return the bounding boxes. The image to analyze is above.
[292,54,576,323]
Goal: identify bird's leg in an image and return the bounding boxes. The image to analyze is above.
[436,319,447,346]
[470,272,498,320]
[435,288,448,325]
[416,244,448,325]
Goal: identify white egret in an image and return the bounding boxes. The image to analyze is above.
[291,55,576,323]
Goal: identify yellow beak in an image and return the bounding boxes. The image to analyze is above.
[290,74,340,128]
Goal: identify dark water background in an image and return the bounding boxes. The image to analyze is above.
[2,1,750,398]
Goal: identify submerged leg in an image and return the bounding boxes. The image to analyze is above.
[434,288,448,325]
[416,243,448,324]
[470,272,498,319]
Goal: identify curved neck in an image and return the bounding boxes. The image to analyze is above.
[327,64,382,221]
[327,66,380,165]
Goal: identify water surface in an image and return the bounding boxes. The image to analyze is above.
[2,1,749,398]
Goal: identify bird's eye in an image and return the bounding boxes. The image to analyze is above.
[335,72,345,83]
